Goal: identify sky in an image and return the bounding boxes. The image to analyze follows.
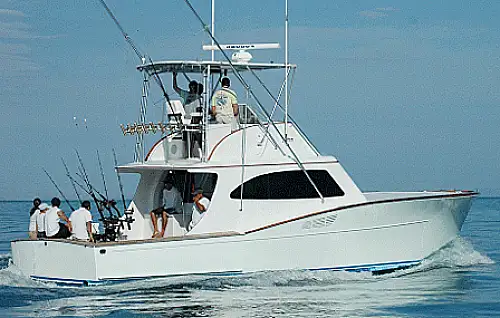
[1,0,500,200]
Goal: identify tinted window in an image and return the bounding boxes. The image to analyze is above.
[230,170,344,200]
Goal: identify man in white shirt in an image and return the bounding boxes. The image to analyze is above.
[189,190,210,231]
[150,179,183,238]
[69,200,93,241]
[45,197,72,239]
[28,198,41,240]
[35,202,49,239]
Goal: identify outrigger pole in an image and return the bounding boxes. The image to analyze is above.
[42,168,75,211]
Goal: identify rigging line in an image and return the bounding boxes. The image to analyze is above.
[43,168,76,212]
[250,67,289,145]
[97,0,144,61]
[61,158,82,205]
[112,148,128,212]
[269,68,289,119]
[183,0,324,202]
[250,66,319,156]
[183,0,283,154]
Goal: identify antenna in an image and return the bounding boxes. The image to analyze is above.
[202,43,280,63]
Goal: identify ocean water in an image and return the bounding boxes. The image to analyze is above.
[0,198,497,317]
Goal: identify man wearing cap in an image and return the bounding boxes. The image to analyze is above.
[189,190,210,231]
[35,202,49,239]
[211,77,239,128]
[69,200,94,241]
[150,178,182,238]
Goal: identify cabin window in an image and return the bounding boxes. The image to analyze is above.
[230,170,344,200]
[157,171,217,205]
[183,172,218,202]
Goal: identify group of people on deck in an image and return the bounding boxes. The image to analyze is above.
[28,197,93,241]
[28,182,210,241]
[173,72,239,127]
[150,177,210,239]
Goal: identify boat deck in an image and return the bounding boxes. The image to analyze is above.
[13,231,241,247]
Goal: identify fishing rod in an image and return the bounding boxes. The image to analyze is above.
[71,172,108,222]
[96,150,109,199]
[75,149,92,192]
[42,168,75,211]
[74,149,117,220]
[70,168,128,234]
[112,148,127,212]
[61,158,83,205]
[74,171,116,219]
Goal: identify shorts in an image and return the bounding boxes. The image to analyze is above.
[48,223,71,239]
[152,207,176,216]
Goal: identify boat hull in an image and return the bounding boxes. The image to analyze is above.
[11,193,473,285]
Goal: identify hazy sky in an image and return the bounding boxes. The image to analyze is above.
[1,0,499,200]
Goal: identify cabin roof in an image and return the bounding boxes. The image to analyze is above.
[137,60,296,75]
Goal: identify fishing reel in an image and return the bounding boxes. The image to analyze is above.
[95,199,136,242]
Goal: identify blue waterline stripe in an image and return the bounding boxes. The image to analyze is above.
[308,260,422,272]
[30,260,422,286]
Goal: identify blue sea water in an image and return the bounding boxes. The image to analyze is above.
[0,198,497,317]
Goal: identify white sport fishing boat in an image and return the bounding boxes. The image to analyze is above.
[11,2,477,285]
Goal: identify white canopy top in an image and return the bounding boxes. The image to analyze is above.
[137,60,296,75]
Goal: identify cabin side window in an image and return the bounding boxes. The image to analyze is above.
[230,170,345,200]
[183,172,218,203]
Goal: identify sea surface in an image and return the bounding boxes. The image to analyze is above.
[0,197,497,317]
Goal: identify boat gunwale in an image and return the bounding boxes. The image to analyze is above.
[12,191,477,247]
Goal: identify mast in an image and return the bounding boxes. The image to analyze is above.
[202,0,215,162]
[284,0,289,141]
[211,0,215,62]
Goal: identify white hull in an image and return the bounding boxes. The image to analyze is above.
[11,192,473,285]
